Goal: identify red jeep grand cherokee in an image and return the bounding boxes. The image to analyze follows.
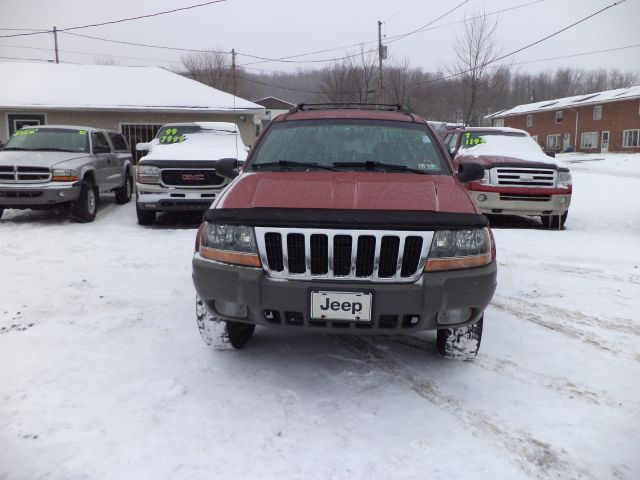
[192,105,497,360]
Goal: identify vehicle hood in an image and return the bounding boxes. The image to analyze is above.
[456,153,558,169]
[0,150,89,167]
[217,172,477,213]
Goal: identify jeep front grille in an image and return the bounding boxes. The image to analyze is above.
[160,168,225,187]
[491,167,556,187]
[255,228,433,282]
[0,166,51,183]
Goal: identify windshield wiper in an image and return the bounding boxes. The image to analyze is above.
[251,160,337,171]
[332,161,430,174]
[1,147,31,151]
[31,148,76,152]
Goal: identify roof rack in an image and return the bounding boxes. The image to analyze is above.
[287,103,412,115]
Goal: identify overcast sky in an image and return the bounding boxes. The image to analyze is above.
[1,0,639,79]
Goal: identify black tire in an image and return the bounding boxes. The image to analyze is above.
[115,172,133,204]
[226,321,256,349]
[541,211,568,229]
[0,208,4,219]
[136,201,156,225]
[71,178,98,223]
[437,316,483,360]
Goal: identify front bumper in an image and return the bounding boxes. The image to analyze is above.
[192,254,497,334]
[0,181,81,208]
[470,191,571,216]
[136,183,221,212]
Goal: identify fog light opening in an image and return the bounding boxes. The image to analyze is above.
[477,194,487,202]
[437,308,472,325]
[215,300,248,318]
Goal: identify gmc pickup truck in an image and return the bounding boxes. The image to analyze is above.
[192,105,497,360]
[444,127,572,229]
[0,126,133,222]
[135,122,247,225]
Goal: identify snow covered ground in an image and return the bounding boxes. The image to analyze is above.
[1,153,639,480]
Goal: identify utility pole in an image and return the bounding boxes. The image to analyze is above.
[231,48,237,97]
[53,26,59,64]
[378,21,386,104]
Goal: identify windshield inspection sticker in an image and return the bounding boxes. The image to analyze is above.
[418,162,439,170]
[421,135,430,143]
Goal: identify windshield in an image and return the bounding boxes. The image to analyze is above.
[249,119,449,174]
[460,131,528,149]
[5,128,90,153]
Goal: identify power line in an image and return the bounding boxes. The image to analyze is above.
[513,43,640,66]
[61,31,227,54]
[411,0,627,87]
[0,54,51,62]
[0,0,227,38]
[384,0,422,23]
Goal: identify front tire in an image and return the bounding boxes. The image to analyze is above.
[115,172,133,204]
[0,208,4,219]
[437,316,483,360]
[136,201,156,225]
[541,211,568,229]
[196,295,255,350]
[71,178,98,223]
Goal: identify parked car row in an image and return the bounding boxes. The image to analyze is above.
[0,107,573,361]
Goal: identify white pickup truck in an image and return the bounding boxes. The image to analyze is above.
[135,122,248,225]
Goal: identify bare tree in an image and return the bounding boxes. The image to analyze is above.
[320,47,378,103]
[94,56,121,66]
[450,11,502,125]
[181,51,236,93]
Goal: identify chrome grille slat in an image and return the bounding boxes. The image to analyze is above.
[0,165,51,183]
[255,228,434,283]
[490,167,556,188]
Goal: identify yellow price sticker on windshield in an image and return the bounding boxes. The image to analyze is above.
[160,128,186,144]
[14,128,38,136]
[78,130,87,135]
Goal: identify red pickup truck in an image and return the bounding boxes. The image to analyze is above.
[192,105,497,360]
[443,127,572,229]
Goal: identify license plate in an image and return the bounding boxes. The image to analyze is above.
[310,291,372,322]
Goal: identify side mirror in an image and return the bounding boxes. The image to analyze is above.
[543,149,556,158]
[216,158,239,179]
[456,162,485,183]
[136,142,151,152]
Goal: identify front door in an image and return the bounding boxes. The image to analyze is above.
[562,133,570,151]
[601,131,609,153]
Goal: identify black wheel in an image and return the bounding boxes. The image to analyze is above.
[136,201,156,225]
[115,172,133,204]
[226,321,256,349]
[71,178,98,222]
[436,316,483,360]
[541,211,568,229]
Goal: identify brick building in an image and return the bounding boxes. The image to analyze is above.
[486,85,640,154]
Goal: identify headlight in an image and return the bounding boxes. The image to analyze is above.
[557,171,572,188]
[52,168,78,182]
[199,223,261,267]
[425,228,493,271]
[136,165,160,184]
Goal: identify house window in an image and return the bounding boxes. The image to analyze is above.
[546,134,561,150]
[593,105,602,120]
[494,118,504,127]
[623,129,640,148]
[526,115,533,127]
[581,132,599,149]
[555,111,563,124]
[7,113,46,137]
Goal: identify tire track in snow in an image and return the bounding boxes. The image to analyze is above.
[385,335,640,416]
[491,299,640,364]
[331,335,595,480]
[539,263,640,286]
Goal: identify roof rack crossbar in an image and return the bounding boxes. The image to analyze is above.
[287,103,411,115]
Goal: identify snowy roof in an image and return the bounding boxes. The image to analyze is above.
[253,96,295,109]
[0,62,264,114]
[486,84,640,119]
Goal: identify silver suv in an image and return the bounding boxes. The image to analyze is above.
[0,125,133,222]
